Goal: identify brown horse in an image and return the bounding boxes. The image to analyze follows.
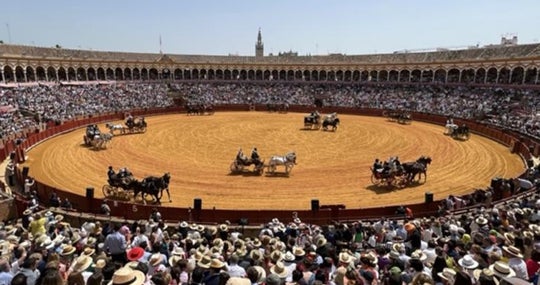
[402,156,432,183]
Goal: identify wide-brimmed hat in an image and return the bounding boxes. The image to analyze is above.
[60,245,76,256]
[23,209,32,216]
[339,252,352,264]
[253,265,267,284]
[252,238,262,248]
[149,253,164,267]
[503,233,515,245]
[197,255,212,268]
[94,258,107,269]
[55,214,64,222]
[489,261,516,278]
[108,267,145,285]
[219,223,229,232]
[210,258,225,269]
[315,236,327,248]
[171,247,185,256]
[127,247,145,261]
[283,251,295,262]
[44,210,53,217]
[81,246,95,256]
[72,255,93,274]
[475,216,488,225]
[249,249,263,261]
[212,238,224,249]
[269,250,282,263]
[473,268,499,285]
[410,250,427,262]
[270,262,288,278]
[293,246,305,257]
[437,268,456,281]
[225,277,251,285]
[389,250,400,260]
[502,246,523,259]
[458,254,479,269]
[169,255,183,267]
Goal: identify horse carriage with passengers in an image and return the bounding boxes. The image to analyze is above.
[185,103,215,116]
[83,124,113,150]
[230,148,265,175]
[266,102,289,113]
[447,124,470,141]
[103,167,172,204]
[371,156,432,188]
[125,116,147,133]
[383,110,412,125]
[304,111,322,130]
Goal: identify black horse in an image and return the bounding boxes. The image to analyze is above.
[451,125,470,140]
[322,117,340,131]
[402,156,432,183]
[134,173,172,204]
[304,112,321,129]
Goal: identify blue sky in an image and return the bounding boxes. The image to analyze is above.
[1,0,539,56]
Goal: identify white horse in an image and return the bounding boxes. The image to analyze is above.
[267,152,297,174]
[105,123,126,135]
[92,133,113,149]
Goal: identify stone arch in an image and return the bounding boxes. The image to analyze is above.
[279,70,286,81]
[335,70,344,81]
[475,68,486,84]
[3,66,14,82]
[77,67,87,81]
[486,67,498,83]
[216,69,224,80]
[115,68,123,81]
[174,68,182,80]
[447,68,460,83]
[96,67,105,80]
[15,66,26,82]
[132,68,140,80]
[343,70,351,81]
[360,70,369,81]
[421,69,433,83]
[232,69,240,80]
[352,70,360,82]
[434,69,446,83]
[35,66,46,81]
[410,69,421,83]
[25,66,35,82]
[388,70,399,82]
[524,67,538,84]
[67,67,76,81]
[398,70,409,82]
[161,68,171,80]
[192,69,200,80]
[87,67,96,81]
[255,70,263,81]
[461,69,475,84]
[327,70,336,81]
[106,68,114,80]
[310,70,319,81]
[378,70,388,82]
[224,69,232,80]
[47,66,57,82]
[497,67,510,84]
[303,70,311,81]
[295,70,303,81]
[123,68,132,80]
[510,67,524,84]
[239,70,247,80]
[200,69,207,80]
[247,70,255,80]
[141,68,148,80]
[58,67,67,81]
[369,70,378,82]
[149,68,158,80]
[319,70,327,81]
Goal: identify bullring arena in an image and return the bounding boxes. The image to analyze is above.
[21,111,525,211]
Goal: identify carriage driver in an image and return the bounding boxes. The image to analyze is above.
[373,159,383,173]
[125,113,134,128]
[107,166,116,180]
[251,147,261,165]
[236,148,247,163]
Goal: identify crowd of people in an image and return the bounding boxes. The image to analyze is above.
[2,81,540,284]
[0,194,539,285]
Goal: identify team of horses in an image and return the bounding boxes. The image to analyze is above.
[304,111,340,131]
[103,172,171,204]
[371,156,432,188]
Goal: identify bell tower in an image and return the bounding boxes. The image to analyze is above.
[255,28,264,57]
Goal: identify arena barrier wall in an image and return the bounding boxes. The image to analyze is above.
[8,105,533,224]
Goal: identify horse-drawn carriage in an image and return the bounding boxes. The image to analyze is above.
[304,111,322,130]
[371,156,432,188]
[185,103,215,116]
[266,102,289,113]
[102,170,171,204]
[125,117,147,133]
[447,124,470,140]
[230,152,265,175]
[383,110,412,125]
[230,150,297,176]
[83,125,113,149]
[322,112,340,131]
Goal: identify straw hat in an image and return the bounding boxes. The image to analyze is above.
[338,252,352,264]
[249,249,263,261]
[252,238,262,248]
[54,214,64,222]
[197,255,212,268]
[315,236,327,248]
[292,246,305,257]
[169,255,183,267]
[149,253,164,267]
[252,265,267,283]
[171,247,185,256]
[489,261,516,278]
[458,254,479,269]
[283,251,295,262]
[475,216,488,225]
[437,268,456,281]
[270,262,288,278]
[219,223,229,232]
[179,221,189,228]
[270,250,283,263]
[410,250,427,262]
[72,255,93,274]
[473,268,499,285]
[210,258,225,269]
[108,267,145,285]
[94,258,107,269]
[60,245,76,256]
[225,277,251,285]
[502,246,523,259]
[81,247,96,257]
[23,209,32,216]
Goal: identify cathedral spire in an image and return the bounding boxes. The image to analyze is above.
[255,28,264,57]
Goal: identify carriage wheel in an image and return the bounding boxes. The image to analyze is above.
[463,133,470,141]
[140,126,147,133]
[102,185,115,197]
[370,173,381,185]
[230,162,242,172]
[257,166,264,175]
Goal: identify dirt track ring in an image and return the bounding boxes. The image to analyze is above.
[22,112,525,210]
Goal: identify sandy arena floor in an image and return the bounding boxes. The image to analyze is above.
[21,112,525,210]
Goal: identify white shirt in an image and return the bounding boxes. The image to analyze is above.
[508,257,529,280]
